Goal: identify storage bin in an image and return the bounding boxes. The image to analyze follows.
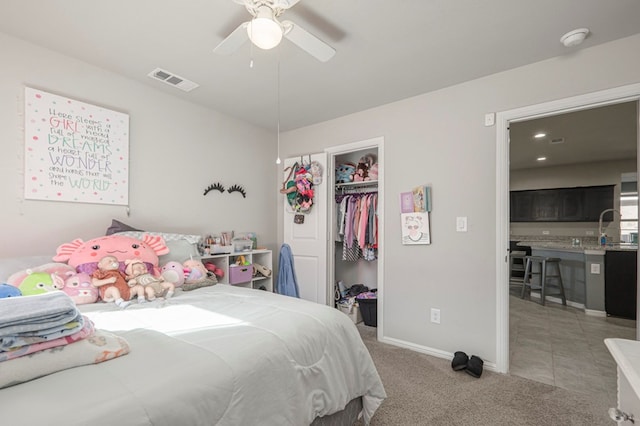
[229,264,253,284]
[232,239,253,252]
[211,245,232,254]
[337,303,362,324]
[358,298,377,327]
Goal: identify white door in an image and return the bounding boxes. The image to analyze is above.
[283,153,328,304]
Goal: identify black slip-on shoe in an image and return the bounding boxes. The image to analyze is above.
[465,355,484,378]
[451,351,469,371]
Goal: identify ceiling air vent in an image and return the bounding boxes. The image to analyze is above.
[550,138,565,145]
[147,68,199,92]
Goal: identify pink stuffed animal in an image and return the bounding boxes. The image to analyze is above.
[183,259,208,284]
[368,163,379,181]
[54,234,169,276]
[161,261,187,287]
[62,272,99,305]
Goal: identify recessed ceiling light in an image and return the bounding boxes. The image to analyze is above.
[537,156,547,162]
[534,132,546,139]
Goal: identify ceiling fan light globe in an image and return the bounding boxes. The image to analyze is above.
[247,18,283,50]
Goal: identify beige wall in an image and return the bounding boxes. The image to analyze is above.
[278,34,640,365]
[0,32,278,257]
[3,26,640,367]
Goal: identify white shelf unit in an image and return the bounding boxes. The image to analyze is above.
[200,249,273,292]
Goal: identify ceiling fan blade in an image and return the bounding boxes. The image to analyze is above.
[282,20,335,62]
[213,21,250,55]
[273,0,302,9]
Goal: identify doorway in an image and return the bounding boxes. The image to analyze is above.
[496,82,640,374]
[326,137,385,340]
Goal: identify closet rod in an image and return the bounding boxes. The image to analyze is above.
[335,189,377,202]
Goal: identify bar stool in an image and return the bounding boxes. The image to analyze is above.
[509,250,527,289]
[521,256,566,306]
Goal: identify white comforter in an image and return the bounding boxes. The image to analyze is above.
[1,285,385,425]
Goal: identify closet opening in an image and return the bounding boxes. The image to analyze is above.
[326,137,384,339]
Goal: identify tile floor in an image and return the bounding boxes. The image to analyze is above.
[509,290,636,399]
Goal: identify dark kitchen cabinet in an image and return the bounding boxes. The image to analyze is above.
[532,191,561,221]
[560,189,585,221]
[584,185,615,222]
[605,250,637,320]
[510,185,614,222]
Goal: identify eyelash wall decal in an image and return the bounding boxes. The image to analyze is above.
[203,182,225,196]
[227,184,247,198]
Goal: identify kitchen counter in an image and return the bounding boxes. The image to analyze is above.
[517,241,637,252]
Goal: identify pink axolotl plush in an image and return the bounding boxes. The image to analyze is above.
[53,234,170,276]
[62,272,99,305]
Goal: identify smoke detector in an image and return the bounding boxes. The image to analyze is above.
[561,28,589,47]
[147,68,199,92]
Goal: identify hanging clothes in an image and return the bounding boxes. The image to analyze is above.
[335,192,378,262]
[276,244,300,298]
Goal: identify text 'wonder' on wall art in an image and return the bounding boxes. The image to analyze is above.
[23,87,129,205]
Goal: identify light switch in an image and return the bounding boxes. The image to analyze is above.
[456,216,468,232]
[590,263,601,274]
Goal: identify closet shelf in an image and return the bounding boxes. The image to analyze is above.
[335,180,378,189]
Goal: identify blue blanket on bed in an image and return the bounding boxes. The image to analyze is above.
[0,291,79,338]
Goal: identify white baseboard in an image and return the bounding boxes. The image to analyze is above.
[379,335,498,373]
[529,292,585,310]
[584,308,607,317]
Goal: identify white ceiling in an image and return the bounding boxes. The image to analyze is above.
[1,0,640,137]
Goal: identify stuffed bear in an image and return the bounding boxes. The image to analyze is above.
[353,162,370,182]
[336,163,356,183]
[125,259,175,300]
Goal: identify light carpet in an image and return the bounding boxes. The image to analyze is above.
[356,325,612,425]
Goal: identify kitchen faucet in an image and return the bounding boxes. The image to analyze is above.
[598,208,621,239]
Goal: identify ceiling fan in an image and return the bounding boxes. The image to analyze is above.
[213,0,336,62]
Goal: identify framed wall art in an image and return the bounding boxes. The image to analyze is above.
[24,87,129,205]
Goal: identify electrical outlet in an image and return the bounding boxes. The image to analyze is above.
[586,230,595,236]
[430,308,441,324]
[590,263,601,274]
[542,230,550,235]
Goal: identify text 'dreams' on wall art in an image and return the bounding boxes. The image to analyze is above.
[23,87,129,205]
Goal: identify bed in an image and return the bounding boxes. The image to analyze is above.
[0,255,386,425]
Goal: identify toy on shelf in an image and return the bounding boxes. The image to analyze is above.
[353,154,377,182]
[335,162,356,184]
